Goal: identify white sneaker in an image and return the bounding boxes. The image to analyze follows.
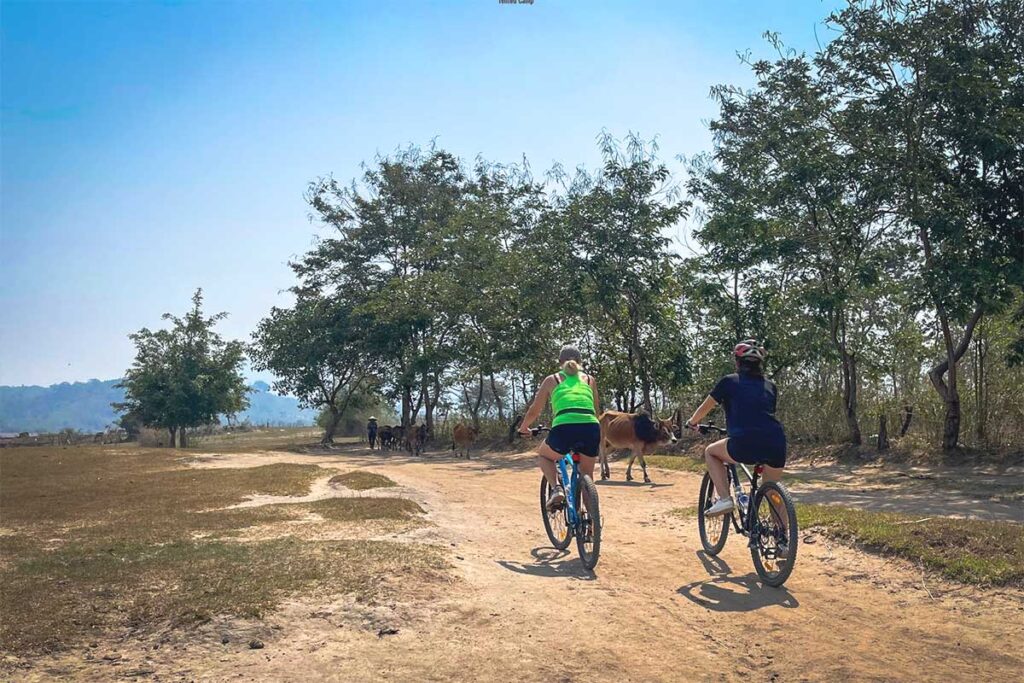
[705,497,735,517]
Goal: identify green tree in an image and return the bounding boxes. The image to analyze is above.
[298,146,466,433]
[250,295,376,444]
[690,45,901,444]
[116,290,248,447]
[824,0,1024,449]
[552,133,690,412]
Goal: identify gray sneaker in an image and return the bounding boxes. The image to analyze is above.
[546,485,566,511]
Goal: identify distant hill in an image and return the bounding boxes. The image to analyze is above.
[0,379,317,433]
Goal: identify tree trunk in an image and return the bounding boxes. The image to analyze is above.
[401,385,412,429]
[421,376,431,431]
[508,414,522,444]
[168,426,177,448]
[471,371,485,431]
[179,429,188,448]
[877,414,889,452]
[510,374,517,416]
[412,386,425,424]
[840,348,861,445]
[490,373,505,423]
[830,313,861,445]
[426,375,442,437]
[899,405,913,436]
[974,322,988,444]
[322,407,341,445]
[928,306,983,451]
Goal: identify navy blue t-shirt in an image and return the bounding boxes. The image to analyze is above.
[709,372,786,443]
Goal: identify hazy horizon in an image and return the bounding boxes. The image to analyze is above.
[1,0,841,386]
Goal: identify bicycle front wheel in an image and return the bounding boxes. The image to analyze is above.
[697,472,730,555]
[750,481,798,587]
[574,474,601,570]
[540,476,572,550]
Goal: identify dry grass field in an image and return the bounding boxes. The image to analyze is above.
[0,436,441,660]
[1,430,1021,681]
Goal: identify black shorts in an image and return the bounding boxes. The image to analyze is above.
[546,423,601,458]
[726,434,786,469]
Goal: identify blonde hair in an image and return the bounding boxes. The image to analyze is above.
[561,359,581,375]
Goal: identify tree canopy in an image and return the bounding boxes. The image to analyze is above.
[116,290,248,447]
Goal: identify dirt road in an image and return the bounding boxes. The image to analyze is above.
[34,445,1024,682]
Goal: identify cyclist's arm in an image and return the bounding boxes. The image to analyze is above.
[686,396,718,429]
[588,374,600,415]
[519,375,556,433]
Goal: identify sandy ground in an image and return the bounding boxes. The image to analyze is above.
[12,445,1024,682]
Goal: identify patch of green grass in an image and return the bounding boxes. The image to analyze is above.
[798,505,1024,587]
[329,471,397,491]
[668,506,697,518]
[644,455,706,473]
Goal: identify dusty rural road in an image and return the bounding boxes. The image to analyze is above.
[143,444,1022,683]
[37,445,1021,682]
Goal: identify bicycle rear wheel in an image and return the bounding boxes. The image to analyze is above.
[697,472,730,555]
[749,481,798,587]
[540,476,572,550]
[574,474,601,570]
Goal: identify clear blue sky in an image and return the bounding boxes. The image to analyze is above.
[1,0,840,387]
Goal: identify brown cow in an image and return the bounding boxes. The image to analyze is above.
[451,422,479,459]
[412,423,428,456]
[598,411,677,483]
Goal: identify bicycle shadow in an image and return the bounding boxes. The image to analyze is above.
[496,546,597,580]
[677,552,798,612]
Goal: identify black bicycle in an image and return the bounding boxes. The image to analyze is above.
[525,426,601,570]
[693,423,798,587]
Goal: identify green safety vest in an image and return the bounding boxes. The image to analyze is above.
[550,371,599,427]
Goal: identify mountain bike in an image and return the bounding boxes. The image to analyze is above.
[693,423,798,587]
[527,426,601,570]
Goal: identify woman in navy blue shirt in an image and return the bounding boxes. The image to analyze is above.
[684,340,787,517]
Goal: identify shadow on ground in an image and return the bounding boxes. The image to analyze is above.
[676,551,799,612]
[496,547,597,580]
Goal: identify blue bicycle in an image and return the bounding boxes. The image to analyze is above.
[530,426,602,570]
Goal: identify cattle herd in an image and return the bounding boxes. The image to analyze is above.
[364,412,679,481]
[370,423,429,456]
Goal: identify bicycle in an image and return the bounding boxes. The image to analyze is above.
[692,423,798,587]
[525,426,602,570]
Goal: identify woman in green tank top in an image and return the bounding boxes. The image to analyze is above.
[518,345,602,509]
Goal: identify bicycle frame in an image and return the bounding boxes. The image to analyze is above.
[557,452,582,527]
[727,462,762,535]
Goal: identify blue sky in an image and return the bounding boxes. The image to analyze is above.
[1,0,841,387]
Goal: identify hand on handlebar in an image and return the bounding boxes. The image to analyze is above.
[693,422,727,436]
[518,424,549,438]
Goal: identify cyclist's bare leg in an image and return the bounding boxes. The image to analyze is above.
[536,441,563,491]
[704,438,733,498]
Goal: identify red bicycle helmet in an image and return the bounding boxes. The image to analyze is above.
[734,339,765,361]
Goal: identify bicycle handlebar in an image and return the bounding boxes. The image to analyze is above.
[516,425,550,438]
[690,422,727,436]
